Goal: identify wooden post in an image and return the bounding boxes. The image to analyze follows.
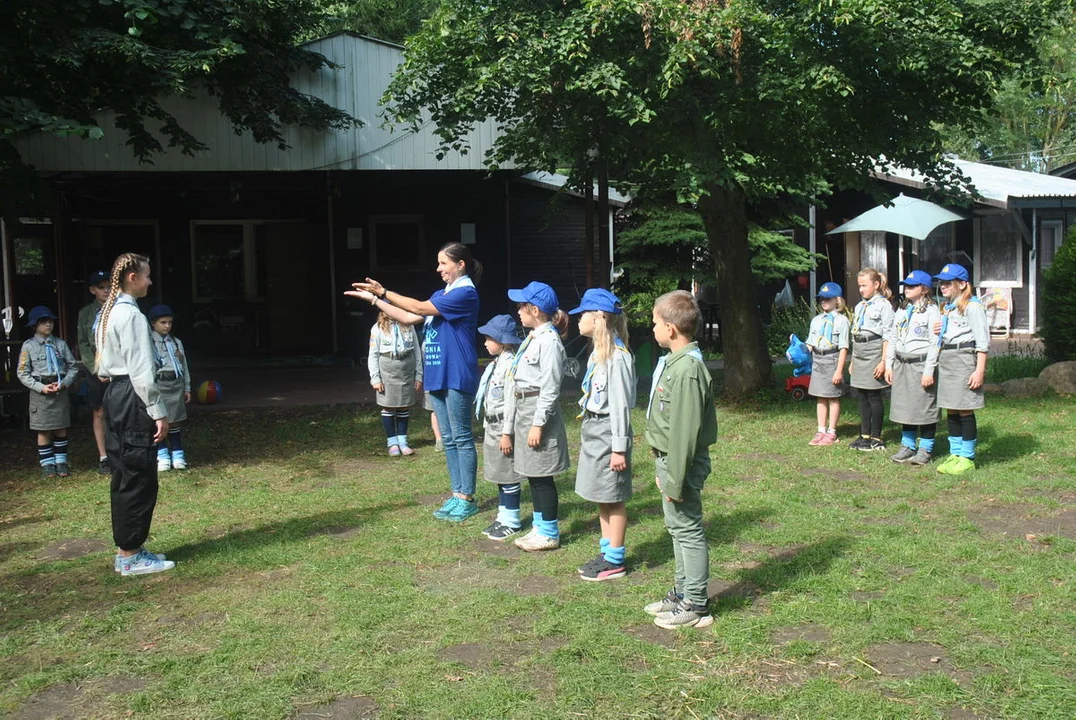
[597,163,610,288]
[583,176,594,288]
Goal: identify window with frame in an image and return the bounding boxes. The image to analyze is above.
[1040,220,1064,269]
[191,221,265,301]
[917,224,953,278]
[369,215,424,271]
[975,213,1022,288]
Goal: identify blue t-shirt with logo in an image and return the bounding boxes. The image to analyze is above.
[424,284,480,395]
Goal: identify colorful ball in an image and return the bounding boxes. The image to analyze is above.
[196,380,222,405]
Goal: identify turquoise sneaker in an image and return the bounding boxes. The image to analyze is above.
[445,499,479,522]
[432,496,461,519]
[114,550,167,573]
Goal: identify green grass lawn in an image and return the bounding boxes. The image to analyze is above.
[1,390,1074,719]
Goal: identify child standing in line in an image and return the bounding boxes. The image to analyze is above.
[77,270,112,475]
[642,290,718,629]
[933,264,989,475]
[368,309,423,456]
[18,306,79,478]
[570,289,636,582]
[806,283,850,446]
[95,253,174,576]
[149,305,192,471]
[502,281,571,552]
[849,269,895,452]
[885,270,941,465]
[475,314,524,540]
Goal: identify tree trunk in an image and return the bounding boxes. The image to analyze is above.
[697,182,773,398]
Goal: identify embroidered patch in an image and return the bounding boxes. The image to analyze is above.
[491,387,503,400]
[914,326,926,336]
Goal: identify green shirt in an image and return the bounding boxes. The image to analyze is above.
[644,341,718,500]
[77,299,102,364]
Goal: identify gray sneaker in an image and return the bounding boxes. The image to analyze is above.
[643,589,684,616]
[654,599,713,629]
[908,448,933,466]
[890,445,917,463]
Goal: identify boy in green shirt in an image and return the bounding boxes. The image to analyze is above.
[643,290,718,629]
[77,270,111,474]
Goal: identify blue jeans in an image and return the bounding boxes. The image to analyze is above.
[429,389,477,497]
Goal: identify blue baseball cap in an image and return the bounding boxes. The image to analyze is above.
[568,288,622,315]
[87,270,109,286]
[478,314,521,345]
[26,306,59,328]
[934,264,969,282]
[816,282,843,299]
[148,304,174,321]
[508,281,559,315]
[899,270,934,287]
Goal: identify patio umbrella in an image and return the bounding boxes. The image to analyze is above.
[826,193,965,241]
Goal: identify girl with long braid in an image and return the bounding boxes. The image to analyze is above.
[95,253,174,576]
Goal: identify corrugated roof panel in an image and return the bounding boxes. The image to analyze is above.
[875,157,1076,209]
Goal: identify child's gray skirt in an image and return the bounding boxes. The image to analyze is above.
[937,348,984,410]
[889,354,939,425]
[574,413,632,503]
[809,350,845,398]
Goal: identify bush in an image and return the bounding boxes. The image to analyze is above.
[1040,225,1076,362]
[765,298,817,357]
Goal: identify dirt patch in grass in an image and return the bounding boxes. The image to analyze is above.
[850,591,884,602]
[10,675,149,720]
[513,574,561,596]
[947,707,986,720]
[415,561,510,594]
[772,623,832,645]
[438,642,490,670]
[35,538,110,562]
[624,622,679,649]
[295,695,379,719]
[862,641,954,679]
[413,493,448,508]
[735,474,764,483]
[156,611,227,628]
[963,576,999,591]
[967,504,1076,540]
[471,537,519,557]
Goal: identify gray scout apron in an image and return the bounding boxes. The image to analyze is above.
[575,413,632,503]
[889,353,939,425]
[937,349,984,410]
[809,350,845,398]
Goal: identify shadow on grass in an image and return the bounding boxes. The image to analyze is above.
[626,507,775,571]
[0,502,411,629]
[975,427,1041,464]
[710,536,852,612]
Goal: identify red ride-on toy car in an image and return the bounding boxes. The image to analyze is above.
[785,373,811,401]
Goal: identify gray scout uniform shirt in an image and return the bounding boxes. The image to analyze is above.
[18,334,78,392]
[151,331,192,392]
[476,351,514,434]
[806,312,851,351]
[502,322,565,435]
[940,298,990,352]
[96,294,166,420]
[886,302,942,374]
[580,346,636,454]
[367,322,422,385]
[852,295,895,341]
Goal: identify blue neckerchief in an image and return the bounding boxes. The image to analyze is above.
[853,301,867,333]
[821,312,836,345]
[166,337,182,377]
[647,345,704,419]
[938,296,981,347]
[578,337,628,414]
[44,339,61,376]
[474,355,500,420]
[507,323,553,380]
[896,304,915,338]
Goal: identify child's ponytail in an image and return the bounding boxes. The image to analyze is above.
[93,253,149,373]
[552,309,570,339]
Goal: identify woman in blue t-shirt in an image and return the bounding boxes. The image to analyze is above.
[349,243,483,521]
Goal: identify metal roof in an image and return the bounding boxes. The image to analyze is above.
[874,157,1076,210]
[516,171,632,207]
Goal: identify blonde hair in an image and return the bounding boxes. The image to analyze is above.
[589,311,631,364]
[653,290,700,338]
[533,307,570,339]
[858,268,894,302]
[951,281,974,314]
[818,296,848,314]
[93,253,149,372]
[376,311,394,334]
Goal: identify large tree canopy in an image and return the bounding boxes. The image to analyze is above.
[307,0,439,46]
[385,0,1058,396]
[1,0,357,214]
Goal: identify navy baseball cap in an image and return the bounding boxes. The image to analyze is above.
[934,264,969,282]
[508,281,559,315]
[26,306,59,327]
[477,314,521,345]
[816,282,843,299]
[568,288,622,315]
[87,270,109,286]
[899,270,934,287]
[148,304,174,321]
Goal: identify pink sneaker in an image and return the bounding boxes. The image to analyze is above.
[817,432,839,446]
[400,445,415,456]
[808,432,825,446]
[388,445,402,457]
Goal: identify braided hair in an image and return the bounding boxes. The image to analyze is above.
[93,253,149,373]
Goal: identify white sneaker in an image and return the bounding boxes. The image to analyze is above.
[114,550,167,573]
[119,548,176,576]
[171,452,187,470]
[157,457,172,472]
[514,530,560,552]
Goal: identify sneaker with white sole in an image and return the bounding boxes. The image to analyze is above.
[577,554,606,575]
[119,548,175,576]
[157,457,172,472]
[514,530,560,552]
[445,499,479,522]
[114,550,167,573]
[643,589,684,616]
[908,448,933,466]
[653,599,712,629]
[432,496,461,519]
[579,558,626,582]
[486,522,522,542]
[481,521,499,537]
[890,445,917,463]
[171,451,187,470]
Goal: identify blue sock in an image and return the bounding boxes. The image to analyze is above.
[920,437,935,453]
[38,444,55,467]
[604,545,626,565]
[901,429,917,450]
[536,517,559,539]
[52,438,69,464]
[600,537,611,553]
[398,434,410,448]
[963,438,976,459]
[948,435,962,456]
[157,445,170,461]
